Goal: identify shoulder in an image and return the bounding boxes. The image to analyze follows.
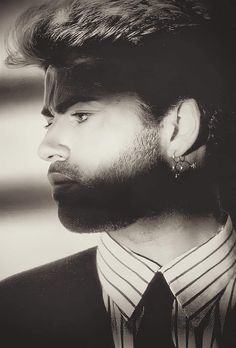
[0,246,97,294]
[0,247,112,347]
[0,246,100,319]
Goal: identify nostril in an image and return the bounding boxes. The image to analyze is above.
[47,154,66,162]
[38,141,70,162]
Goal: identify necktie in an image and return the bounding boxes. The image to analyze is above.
[134,272,175,348]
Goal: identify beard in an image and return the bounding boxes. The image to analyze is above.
[49,127,175,233]
[54,163,172,233]
[49,127,217,233]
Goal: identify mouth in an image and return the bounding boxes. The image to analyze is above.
[48,172,76,188]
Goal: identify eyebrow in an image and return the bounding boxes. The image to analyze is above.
[41,107,54,117]
[41,95,99,117]
[41,96,102,117]
[41,100,72,116]
[41,101,75,117]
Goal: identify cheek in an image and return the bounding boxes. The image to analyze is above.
[69,114,143,175]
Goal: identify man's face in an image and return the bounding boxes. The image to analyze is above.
[38,65,170,233]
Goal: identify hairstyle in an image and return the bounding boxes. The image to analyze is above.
[6,0,236,216]
[6,0,234,111]
[6,0,210,68]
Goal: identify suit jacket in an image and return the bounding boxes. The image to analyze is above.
[0,247,236,348]
[0,247,114,348]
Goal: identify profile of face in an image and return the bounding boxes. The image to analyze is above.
[38,63,201,233]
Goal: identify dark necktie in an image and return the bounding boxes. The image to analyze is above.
[134,272,175,348]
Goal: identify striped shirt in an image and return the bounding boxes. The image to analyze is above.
[96,215,236,347]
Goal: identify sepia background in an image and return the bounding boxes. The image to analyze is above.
[0,0,99,280]
[1,1,236,281]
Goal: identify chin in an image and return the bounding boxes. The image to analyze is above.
[54,162,173,233]
[57,203,137,233]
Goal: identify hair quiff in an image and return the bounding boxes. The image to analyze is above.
[6,0,211,68]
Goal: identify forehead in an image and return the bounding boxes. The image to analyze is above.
[43,56,136,115]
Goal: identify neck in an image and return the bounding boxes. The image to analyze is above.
[109,165,226,265]
[109,210,226,266]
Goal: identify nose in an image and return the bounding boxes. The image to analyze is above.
[38,127,70,162]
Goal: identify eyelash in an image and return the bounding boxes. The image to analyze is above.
[44,122,52,129]
[72,112,90,123]
[44,113,90,129]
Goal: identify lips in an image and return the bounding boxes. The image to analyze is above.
[48,172,75,186]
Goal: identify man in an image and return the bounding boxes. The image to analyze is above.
[1,0,236,347]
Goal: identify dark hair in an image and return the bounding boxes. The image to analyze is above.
[6,0,211,67]
[5,0,236,217]
[5,0,235,109]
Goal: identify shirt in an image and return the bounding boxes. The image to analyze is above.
[96,215,236,348]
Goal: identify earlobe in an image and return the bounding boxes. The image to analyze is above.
[167,99,201,158]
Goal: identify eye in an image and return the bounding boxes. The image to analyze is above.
[44,117,54,129]
[71,112,91,124]
[44,122,53,129]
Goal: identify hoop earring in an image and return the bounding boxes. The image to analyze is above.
[171,155,197,179]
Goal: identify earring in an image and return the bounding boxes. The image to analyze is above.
[172,155,197,179]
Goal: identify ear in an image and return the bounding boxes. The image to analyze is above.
[165,99,201,158]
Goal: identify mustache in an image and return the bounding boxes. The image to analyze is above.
[48,161,82,181]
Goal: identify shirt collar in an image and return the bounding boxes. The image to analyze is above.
[97,216,236,325]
